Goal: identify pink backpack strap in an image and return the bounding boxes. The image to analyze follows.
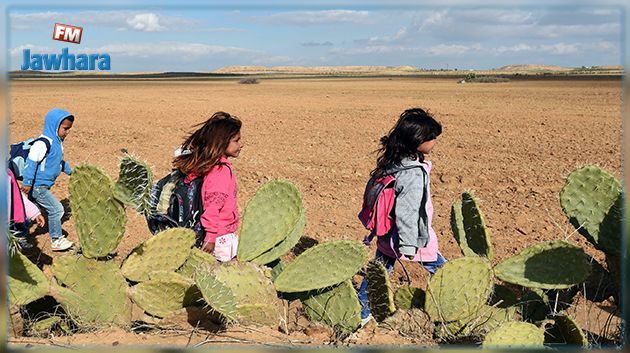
[7,168,26,224]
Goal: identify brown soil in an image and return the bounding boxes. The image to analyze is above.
[8,77,623,347]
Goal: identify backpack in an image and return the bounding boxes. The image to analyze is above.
[145,169,205,247]
[358,165,427,237]
[8,137,51,181]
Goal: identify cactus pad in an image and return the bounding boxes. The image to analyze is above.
[251,211,306,265]
[274,240,368,293]
[177,248,217,279]
[237,180,304,261]
[451,192,493,259]
[366,260,395,321]
[121,227,195,282]
[8,251,49,306]
[114,155,153,215]
[549,313,588,346]
[212,261,281,326]
[560,165,622,256]
[69,164,127,258]
[194,266,238,322]
[425,256,493,322]
[302,280,362,334]
[494,240,591,289]
[482,321,545,348]
[50,257,131,327]
[394,286,425,311]
[130,272,195,318]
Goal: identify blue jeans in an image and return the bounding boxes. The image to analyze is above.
[357,249,447,319]
[31,186,64,239]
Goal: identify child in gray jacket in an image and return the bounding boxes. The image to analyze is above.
[358,107,446,326]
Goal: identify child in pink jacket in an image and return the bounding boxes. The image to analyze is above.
[173,112,243,262]
[7,168,45,249]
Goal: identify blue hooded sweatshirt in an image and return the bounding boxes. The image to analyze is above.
[22,108,74,187]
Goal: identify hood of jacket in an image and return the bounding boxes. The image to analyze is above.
[42,108,74,142]
[383,156,424,175]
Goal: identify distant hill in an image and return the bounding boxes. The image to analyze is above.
[496,64,573,72]
[213,65,420,75]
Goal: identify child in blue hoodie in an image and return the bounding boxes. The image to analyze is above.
[20,108,75,251]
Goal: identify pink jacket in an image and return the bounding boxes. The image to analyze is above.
[196,157,239,243]
[7,168,41,223]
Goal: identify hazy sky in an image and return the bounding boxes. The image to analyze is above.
[8,5,622,72]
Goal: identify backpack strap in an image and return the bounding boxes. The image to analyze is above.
[27,137,51,200]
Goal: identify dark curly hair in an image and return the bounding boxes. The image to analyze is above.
[371,108,442,178]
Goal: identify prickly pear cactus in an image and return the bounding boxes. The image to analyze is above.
[194,265,238,322]
[494,240,591,289]
[482,321,545,348]
[425,256,493,322]
[115,155,153,215]
[251,211,306,265]
[130,272,196,318]
[50,256,132,327]
[274,240,368,293]
[121,228,195,282]
[177,247,217,279]
[451,192,493,259]
[8,251,49,306]
[547,313,588,346]
[394,286,425,311]
[560,165,622,256]
[237,180,304,261]
[69,164,127,258]
[212,261,282,326]
[302,280,362,334]
[366,260,395,321]
[28,316,65,337]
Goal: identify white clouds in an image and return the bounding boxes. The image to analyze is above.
[257,10,370,25]
[539,43,579,55]
[428,43,482,56]
[92,42,255,58]
[10,11,199,32]
[493,43,535,54]
[126,13,166,32]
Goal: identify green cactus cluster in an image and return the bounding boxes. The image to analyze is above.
[8,158,619,347]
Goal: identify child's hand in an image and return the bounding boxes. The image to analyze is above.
[21,185,32,195]
[34,215,46,227]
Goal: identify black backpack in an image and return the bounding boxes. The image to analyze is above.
[145,169,205,247]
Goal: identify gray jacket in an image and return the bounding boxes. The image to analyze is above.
[384,157,429,257]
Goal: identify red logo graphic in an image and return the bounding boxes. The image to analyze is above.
[53,23,83,44]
